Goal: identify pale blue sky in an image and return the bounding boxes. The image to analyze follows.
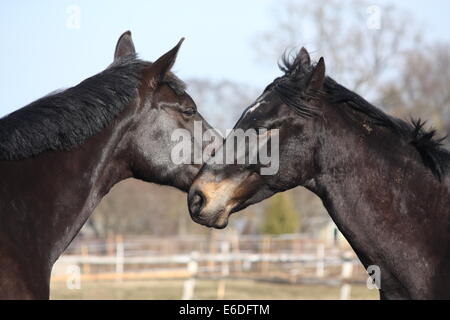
[1,0,449,117]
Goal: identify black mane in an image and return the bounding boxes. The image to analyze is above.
[274,51,450,180]
[0,54,185,161]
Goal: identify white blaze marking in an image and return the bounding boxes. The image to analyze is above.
[244,97,266,117]
[248,102,261,113]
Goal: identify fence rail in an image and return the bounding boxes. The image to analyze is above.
[52,233,372,300]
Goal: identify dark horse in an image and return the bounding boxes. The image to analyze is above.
[0,31,213,299]
[188,48,450,299]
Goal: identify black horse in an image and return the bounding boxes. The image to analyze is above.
[188,48,450,299]
[0,31,213,299]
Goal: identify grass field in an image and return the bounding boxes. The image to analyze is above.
[50,279,378,300]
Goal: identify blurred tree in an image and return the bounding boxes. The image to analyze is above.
[86,179,208,236]
[260,192,299,235]
[187,78,259,132]
[253,0,421,98]
[380,43,450,141]
[287,187,331,233]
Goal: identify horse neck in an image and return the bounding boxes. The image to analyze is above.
[0,108,134,266]
[308,113,450,271]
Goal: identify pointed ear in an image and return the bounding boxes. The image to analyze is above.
[114,31,136,61]
[298,47,311,69]
[307,57,326,91]
[291,47,311,77]
[143,38,185,87]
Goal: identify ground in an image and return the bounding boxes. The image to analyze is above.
[50,279,378,300]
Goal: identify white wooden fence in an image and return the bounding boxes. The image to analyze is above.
[52,234,369,300]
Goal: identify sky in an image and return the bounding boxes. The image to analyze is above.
[1,0,450,117]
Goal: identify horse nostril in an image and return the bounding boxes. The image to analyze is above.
[189,189,206,216]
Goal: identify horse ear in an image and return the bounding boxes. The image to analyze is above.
[291,47,311,77]
[298,47,311,69]
[307,57,325,91]
[142,38,184,88]
[114,31,136,61]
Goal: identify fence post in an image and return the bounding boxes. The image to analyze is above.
[340,252,354,300]
[231,231,242,273]
[106,234,115,257]
[260,236,271,273]
[115,235,124,282]
[80,244,90,275]
[216,241,230,300]
[316,243,325,278]
[292,235,302,254]
[182,251,199,300]
[207,231,217,273]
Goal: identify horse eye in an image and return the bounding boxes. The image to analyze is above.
[183,108,196,116]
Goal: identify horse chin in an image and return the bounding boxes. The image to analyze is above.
[190,208,231,229]
[210,210,230,229]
